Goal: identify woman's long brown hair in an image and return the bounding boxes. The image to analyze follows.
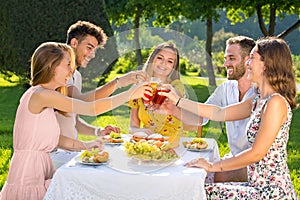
[256,37,297,109]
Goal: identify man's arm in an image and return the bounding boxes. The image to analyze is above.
[57,134,87,151]
[69,78,118,101]
[70,71,147,102]
[58,134,106,151]
[75,115,97,136]
[75,115,120,136]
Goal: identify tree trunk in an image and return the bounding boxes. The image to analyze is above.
[134,4,143,68]
[206,17,216,86]
[268,3,277,36]
[256,4,268,36]
[277,20,300,38]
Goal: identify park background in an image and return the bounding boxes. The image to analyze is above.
[0,0,299,197]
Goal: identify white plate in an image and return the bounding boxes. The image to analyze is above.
[129,157,179,168]
[131,156,178,163]
[74,156,108,166]
[186,147,212,152]
[104,142,123,145]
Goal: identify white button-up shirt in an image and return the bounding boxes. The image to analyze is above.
[203,80,256,156]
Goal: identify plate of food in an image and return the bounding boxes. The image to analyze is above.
[130,131,148,142]
[131,132,165,143]
[123,140,179,163]
[186,147,212,152]
[104,132,124,145]
[182,138,212,152]
[76,148,109,166]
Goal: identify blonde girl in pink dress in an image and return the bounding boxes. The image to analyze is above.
[0,42,149,200]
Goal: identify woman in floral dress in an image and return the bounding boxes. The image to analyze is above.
[160,37,298,199]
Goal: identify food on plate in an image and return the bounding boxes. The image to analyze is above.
[93,151,109,163]
[152,140,163,148]
[104,132,124,143]
[147,133,164,142]
[131,132,166,143]
[132,131,148,142]
[123,140,179,161]
[182,138,208,150]
[80,148,109,163]
[138,139,148,143]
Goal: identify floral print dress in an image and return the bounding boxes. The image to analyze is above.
[205,93,298,200]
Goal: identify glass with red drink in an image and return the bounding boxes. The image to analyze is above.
[143,77,160,107]
[152,87,171,105]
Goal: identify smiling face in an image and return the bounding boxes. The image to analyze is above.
[53,52,73,87]
[224,44,247,80]
[152,48,177,81]
[246,46,265,83]
[71,35,99,68]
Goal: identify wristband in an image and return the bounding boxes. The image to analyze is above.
[175,98,182,107]
[116,77,121,88]
[219,161,223,172]
[94,128,99,136]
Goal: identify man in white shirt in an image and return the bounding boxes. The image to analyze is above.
[51,21,146,168]
[204,36,255,157]
[202,81,255,156]
[165,36,256,182]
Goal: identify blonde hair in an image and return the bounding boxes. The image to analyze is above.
[30,42,75,115]
[30,42,75,86]
[142,42,180,82]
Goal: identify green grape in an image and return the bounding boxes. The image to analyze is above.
[124,140,179,161]
[192,138,205,144]
[110,132,121,139]
[80,150,91,159]
[160,142,171,151]
[90,148,99,156]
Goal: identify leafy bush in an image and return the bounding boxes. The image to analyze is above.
[293,55,300,78]
[0,0,116,81]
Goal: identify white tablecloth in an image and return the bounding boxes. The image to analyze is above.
[44,137,220,200]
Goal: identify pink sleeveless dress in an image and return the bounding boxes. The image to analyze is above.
[1,85,60,200]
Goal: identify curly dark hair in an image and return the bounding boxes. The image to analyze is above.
[66,20,107,48]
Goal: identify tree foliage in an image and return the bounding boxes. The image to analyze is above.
[0,0,117,84]
[178,0,224,86]
[224,0,300,38]
[105,0,156,66]
[105,0,183,67]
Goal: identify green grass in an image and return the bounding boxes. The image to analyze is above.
[0,74,26,188]
[0,74,299,197]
